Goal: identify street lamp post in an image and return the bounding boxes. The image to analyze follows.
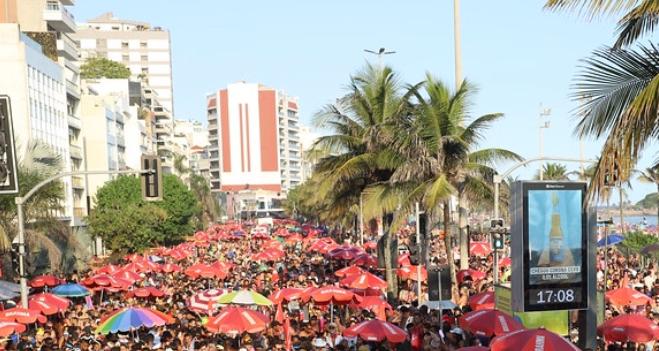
[364,48,396,68]
[538,106,551,180]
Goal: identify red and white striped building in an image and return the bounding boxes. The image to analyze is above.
[207,82,303,218]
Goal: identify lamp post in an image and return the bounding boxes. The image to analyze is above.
[364,48,396,68]
[538,106,551,180]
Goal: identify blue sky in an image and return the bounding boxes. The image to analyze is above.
[72,0,657,202]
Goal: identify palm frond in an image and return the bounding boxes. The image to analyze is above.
[468,148,525,166]
[614,0,659,48]
[544,0,638,18]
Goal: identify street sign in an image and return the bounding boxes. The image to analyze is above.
[0,96,19,194]
[141,154,163,201]
[511,181,591,312]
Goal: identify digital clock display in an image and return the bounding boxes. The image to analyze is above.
[528,288,582,306]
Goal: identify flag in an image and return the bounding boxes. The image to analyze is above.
[284,316,292,351]
[275,303,284,324]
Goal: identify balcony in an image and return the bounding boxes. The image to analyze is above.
[56,33,77,60]
[67,114,81,129]
[116,133,125,147]
[43,2,76,33]
[73,207,86,218]
[71,175,84,189]
[69,144,82,159]
[66,79,80,99]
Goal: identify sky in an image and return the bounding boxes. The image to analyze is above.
[72,0,658,202]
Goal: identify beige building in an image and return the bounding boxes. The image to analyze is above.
[73,13,175,117]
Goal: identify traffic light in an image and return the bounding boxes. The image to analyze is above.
[491,218,506,251]
[141,154,163,201]
[0,96,18,194]
[409,234,420,265]
[10,243,19,276]
[493,233,504,250]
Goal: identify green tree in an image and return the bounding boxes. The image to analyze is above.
[621,230,659,254]
[638,165,659,222]
[535,163,570,180]
[80,57,131,79]
[544,0,659,199]
[88,174,199,252]
[0,141,88,275]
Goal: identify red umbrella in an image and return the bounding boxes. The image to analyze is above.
[499,257,511,268]
[328,246,364,260]
[28,293,70,315]
[185,264,227,280]
[468,291,495,311]
[161,263,182,273]
[598,314,659,343]
[0,307,47,324]
[397,266,427,281]
[343,319,408,343]
[269,288,304,304]
[459,309,523,337]
[351,253,378,268]
[353,296,392,320]
[130,287,166,298]
[397,253,411,267]
[490,328,581,351]
[29,275,61,288]
[363,241,377,250]
[187,289,227,315]
[470,241,492,257]
[335,265,364,278]
[205,307,270,334]
[457,269,487,284]
[305,286,362,305]
[606,287,654,307]
[96,264,122,275]
[0,321,26,337]
[113,270,141,283]
[340,272,387,290]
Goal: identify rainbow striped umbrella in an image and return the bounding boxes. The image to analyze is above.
[95,307,174,334]
[217,290,272,306]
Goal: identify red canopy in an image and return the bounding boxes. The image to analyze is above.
[161,263,182,273]
[304,286,362,305]
[29,275,61,288]
[130,287,166,298]
[0,321,26,337]
[468,291,495,311]
[598,314,659,343]
[334,265,364,278]
[185,263,227,280]
[187,289,227,315]
[457,269,487,284]
[269,288,305,304]
[470,241,492,257]
[397,266,427,281]
[28,293,70,315]
[499,257,512,268]
[328,246,364,260]
[458,309,523,337]
[343,319,408,343]
[490,328,581,351]
[96,264,121,275]
[351,253,378,268]
[340,272,387,290]
[606,287,654,307]
[205,307,270,334]
[0,307,47,324]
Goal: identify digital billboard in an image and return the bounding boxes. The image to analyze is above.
[511,182,589,312]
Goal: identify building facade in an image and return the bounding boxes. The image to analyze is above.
[73,13,174,116]
[206,82,303,218]
[0,0,86,227]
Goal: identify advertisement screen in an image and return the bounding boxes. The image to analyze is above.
[523,183,588,311]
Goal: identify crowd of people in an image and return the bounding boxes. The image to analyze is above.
[0,220,657,350]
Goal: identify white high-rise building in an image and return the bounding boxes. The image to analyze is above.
[74,13,175,116]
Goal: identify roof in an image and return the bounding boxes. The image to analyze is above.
[86,12,150,27]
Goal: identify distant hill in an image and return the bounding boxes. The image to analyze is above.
[636,192,659,210]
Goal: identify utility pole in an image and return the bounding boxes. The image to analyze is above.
[364,48,396,68]
[538,105,551,180]
[454,0,462,90]
[359,193,364,246]
[415,202,423,305]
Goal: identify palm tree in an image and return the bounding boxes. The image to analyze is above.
[173,154,190,183]
[189,174,220,228]
[535,163,570,180]
[637,165,659,222]
[312,64,414,297]
[0,141,82,276]
[544,0,659,199]
[366,77,522,295]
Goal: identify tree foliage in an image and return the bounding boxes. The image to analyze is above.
[621,230,659,253]
[88,174,199,253]
[81,57,131,79]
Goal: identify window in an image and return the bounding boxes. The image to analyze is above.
[112,26,120,30]
[122,54,129,62]
[121,41,128,48]
[141,55,148,61]
[141,67,149,74]
[140,41,147,48]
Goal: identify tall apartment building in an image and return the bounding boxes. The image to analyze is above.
[206,82,303,218]
[73,13,174,116]
[174,119,209,174]
[0,0,86,228]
